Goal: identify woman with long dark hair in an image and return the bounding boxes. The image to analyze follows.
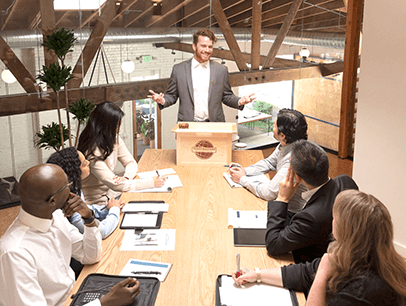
[47,147,123,239]
[77,101,164,205]
[233,189,406,305]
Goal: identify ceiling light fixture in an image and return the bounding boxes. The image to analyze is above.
[299,47,310,59]
[121,60,135,74]
[1,69,17,84]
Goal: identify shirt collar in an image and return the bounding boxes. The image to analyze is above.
[192,57,209,69]
[301,178,331,203]
[279,143,292,156]
[19,208,53,233]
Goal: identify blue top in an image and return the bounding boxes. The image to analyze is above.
[69,195,120,239]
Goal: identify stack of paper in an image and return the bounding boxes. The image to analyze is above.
[227,208,267,229]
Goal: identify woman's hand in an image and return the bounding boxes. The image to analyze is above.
[113,175,129,184]
[107,197,125,210]
[154,176,166,188]
[306,253,332,306]
[232,267,256,286]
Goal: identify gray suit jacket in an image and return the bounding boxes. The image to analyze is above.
[159,58,243,122]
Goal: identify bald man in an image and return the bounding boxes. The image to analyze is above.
[0,164,140,306]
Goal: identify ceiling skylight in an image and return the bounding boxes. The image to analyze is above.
[53,0,107,10]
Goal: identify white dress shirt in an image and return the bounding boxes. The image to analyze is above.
[191,57,210,121]
[240,143,308,213]
[0,208,102,306]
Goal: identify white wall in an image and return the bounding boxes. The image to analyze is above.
[353,0,406,256]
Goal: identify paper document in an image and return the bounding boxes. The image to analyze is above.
[121,213,158,228]
[228,208,267,229]
[137,168,176,179]
[219,275,294,306]
[223,173,243,188]
[120,258,172,282]
[129,175,183,193]
[122,203,169,213]
[120,229,176,251]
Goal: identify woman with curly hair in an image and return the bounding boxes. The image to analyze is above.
[47,147,123,239]
[233,189,406,305]
[77,101,165,205]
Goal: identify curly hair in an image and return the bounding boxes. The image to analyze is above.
[276,108,308,144]
[193,28,217,45]
[327,190,406,303]
[77,101,124,161]
[47,147,82,196]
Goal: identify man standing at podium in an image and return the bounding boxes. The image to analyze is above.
[148,28,255,122]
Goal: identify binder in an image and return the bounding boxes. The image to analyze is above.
[69,273,160,306]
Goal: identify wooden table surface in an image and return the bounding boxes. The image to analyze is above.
[64,149,305,306]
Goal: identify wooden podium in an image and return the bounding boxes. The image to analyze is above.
[171,122,237,166]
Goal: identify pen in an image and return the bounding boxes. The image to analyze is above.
[236,254,241,278]
[131,271,161,275]
[156,170,160,177]
[101,205,108,211]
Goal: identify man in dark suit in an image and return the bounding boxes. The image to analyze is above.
[148,28,255,122]
[265,140,358,263]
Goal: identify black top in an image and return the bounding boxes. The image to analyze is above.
[281,258,400,305]
[266,175,358,263]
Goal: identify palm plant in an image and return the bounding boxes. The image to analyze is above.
[69,98,95,147]
[37,62,73,149]
[42,27,77,147]
[35,122,69,152]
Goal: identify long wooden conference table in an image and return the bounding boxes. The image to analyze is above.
[64,149,305,306]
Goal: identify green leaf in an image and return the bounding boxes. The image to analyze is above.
[35,122,70,151]
[42,28,77,60]
[69,98,95,123]
[37,62,73,92]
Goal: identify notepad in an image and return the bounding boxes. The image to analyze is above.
[122,201,169,213]
[227,208,267,228]
[120,258,173,282]
[223,173,243,188]
[218,275,295,306]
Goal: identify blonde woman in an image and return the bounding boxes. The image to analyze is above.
[233,190,406,305]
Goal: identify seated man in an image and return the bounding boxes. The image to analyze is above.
[265,140,358,263]
[229,109,308,213]
[0,164,140,306]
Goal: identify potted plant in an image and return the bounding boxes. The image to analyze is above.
[69,98,95,147]
[145,115,155,149]
[42,27,77,147]
[136,111,146,140]
[140,122,149,145]
[35,122,69,152]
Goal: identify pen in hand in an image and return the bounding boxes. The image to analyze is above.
[156,170,160,177]
[236,253,241,278]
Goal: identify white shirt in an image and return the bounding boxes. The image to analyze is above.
[191,57,210,121]
[0,208,102,306]
[241,144,308,213]
[301,178,331,208]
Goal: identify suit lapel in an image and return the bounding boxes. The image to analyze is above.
[208,61,215,105]
[185,59,194,104]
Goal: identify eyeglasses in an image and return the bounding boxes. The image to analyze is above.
[45,181,73,202]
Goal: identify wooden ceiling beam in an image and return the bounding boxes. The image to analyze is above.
[55,11,71,27]
[157,42,312,68]
[69,0,118,88]
[0,60,345,117]
[291,18,345,31]
[251,0,262,70]
[0,0,22,30]
[146,0,191,27]
[262,0,303,69]
[80,3,109,28]
[124,2,153,28]
[0,34,38,93]
[149,0,209,28]
[114,0,141,21]
[184,0,245,28]
[261,0,344,28]
[212,0,248,71]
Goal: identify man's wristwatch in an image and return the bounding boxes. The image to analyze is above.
[255,268,261,283]
[82,210,95,225]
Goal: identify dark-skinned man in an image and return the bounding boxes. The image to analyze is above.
[0,164,140,306]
